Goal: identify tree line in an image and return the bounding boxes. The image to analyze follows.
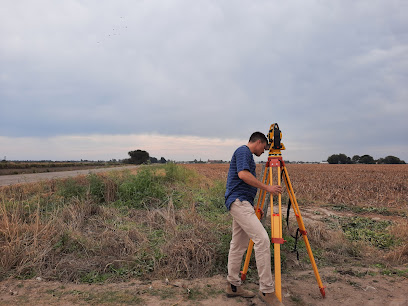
[124,150,167,165]
[327,154,406,164]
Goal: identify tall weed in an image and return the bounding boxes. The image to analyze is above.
[57,178,87,199]
[116,167,166,208]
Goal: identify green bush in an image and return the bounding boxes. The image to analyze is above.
[57,178,87,199]
[117,167,166,208]
[163,162,193,183]
[195,180,227,221]
[88,174,106,203]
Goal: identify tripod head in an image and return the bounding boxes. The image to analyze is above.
[268,123,286,157]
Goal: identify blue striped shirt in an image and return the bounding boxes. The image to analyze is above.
[225,145,257,210]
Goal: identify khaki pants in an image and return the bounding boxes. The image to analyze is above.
[227,199,274,293]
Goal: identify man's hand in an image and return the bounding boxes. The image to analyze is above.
[238,170,283,195]
[265,184,282,195]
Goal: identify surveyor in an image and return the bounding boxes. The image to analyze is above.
[224,131,283,305]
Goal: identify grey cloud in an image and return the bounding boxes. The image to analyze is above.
[1,0,407,161]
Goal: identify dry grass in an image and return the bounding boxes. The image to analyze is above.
[386,221,408,264]
[186,163,408,266]
[0,195,225,281]
[0,165,229,282]
[0,199,58,278]
[0,163,407,284]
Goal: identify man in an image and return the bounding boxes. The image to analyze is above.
[224,131,283,305]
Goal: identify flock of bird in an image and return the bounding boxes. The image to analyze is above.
[97,17,128,44]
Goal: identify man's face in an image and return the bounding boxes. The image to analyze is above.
[254,140,269,157]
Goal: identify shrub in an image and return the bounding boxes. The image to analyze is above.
[88,174,106,203]
[57,178,87,199]
[116,167,167,208]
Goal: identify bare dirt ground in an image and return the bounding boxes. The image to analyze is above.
[0,165,139,187]
[1,164,407,305]
[0,268,407,306]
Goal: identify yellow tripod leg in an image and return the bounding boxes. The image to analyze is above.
[282,166,326,298]
[271,164,284,302]
[240,166,269,281]
[241,241,254,281]
[272,215,282,301]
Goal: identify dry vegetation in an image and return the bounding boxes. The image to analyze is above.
[0,161,122,176]
[0,165,230,283]
[0,163,407,291]
[285,164,408,207]
[185,163,408,208]
[184,163,408,267]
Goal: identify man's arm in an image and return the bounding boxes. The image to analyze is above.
[238,170,282,195]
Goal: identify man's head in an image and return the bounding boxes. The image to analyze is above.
[248,132,269,157]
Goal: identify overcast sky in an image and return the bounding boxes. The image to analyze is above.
[1,0,407,162]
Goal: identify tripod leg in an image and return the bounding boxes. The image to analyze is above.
[282,166,326,298]
[271,165,284,302]
[240,166,270,281]
[272,219,282,301]
[241,240,254,281]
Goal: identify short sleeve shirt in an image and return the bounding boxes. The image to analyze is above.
[225,145,257,210]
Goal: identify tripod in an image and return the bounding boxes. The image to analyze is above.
[240,124,326,302]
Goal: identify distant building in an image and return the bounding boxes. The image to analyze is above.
[208,160,224,164]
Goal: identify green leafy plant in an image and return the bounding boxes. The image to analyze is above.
[57,178,86,199]
[117,167,166,208]
[340,216,398,250]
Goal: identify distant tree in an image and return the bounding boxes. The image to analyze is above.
[359,154,375,164]
[327,154,339,164]
[327,153,351,164]
[160,157,167,163]
[149,157,158,163]
[126,150,150,165]
[327,153,405,165]
[352,155,360,164]
[339,154,350,164]
[381,155,405,164]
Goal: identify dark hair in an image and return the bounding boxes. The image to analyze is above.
[249,132,268,143]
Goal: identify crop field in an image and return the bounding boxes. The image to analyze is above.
[282,164,407,208]
[0,163,407,305]
[185,163,408,207]
[0,161,122,176]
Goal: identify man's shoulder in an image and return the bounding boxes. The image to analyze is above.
[234,145,250,155]
[234,146,253,162]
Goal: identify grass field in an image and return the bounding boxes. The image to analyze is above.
[0,163,407,305]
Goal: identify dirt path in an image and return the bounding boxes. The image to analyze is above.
[0,165,139,187]
[0,270,407,305]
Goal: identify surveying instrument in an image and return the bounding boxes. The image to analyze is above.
[240,123,326,302]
